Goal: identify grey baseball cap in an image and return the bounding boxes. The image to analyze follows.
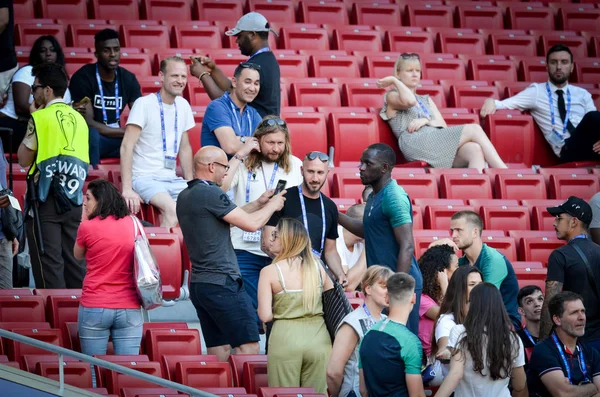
[225,12,278,37]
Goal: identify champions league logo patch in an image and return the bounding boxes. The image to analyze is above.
[55,109,77,151]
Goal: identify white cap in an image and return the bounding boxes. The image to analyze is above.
[225,12,278,37]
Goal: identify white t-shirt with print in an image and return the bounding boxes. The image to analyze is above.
[447,324,525,397]
[230,156,303,256]
[126,93,195,180]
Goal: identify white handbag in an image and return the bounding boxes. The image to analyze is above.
[131,215,163,310]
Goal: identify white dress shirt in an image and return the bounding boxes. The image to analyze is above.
[495,81,597,156]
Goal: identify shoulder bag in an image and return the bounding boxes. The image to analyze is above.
[571,243,600,302]
[319,258,353,342]
[131,215,163,310]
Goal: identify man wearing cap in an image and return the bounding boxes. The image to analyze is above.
[190,12,280,118]
[540,196,600,352]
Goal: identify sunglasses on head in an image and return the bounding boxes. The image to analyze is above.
[400,53,420,60]
[259,118,286,128]
[305,151,329,162]
[240,62,261,71]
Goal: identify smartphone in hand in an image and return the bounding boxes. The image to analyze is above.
[274,179,287,195]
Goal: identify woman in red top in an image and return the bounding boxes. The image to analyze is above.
[74,179,142,357]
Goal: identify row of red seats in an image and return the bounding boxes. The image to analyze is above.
[13,18,600,57]
[14,0,600,32]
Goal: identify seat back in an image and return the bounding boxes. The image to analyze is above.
[0,295,46,322]
[175,361,233,388]
[37,361,93,389]
[144,329,202,361]
[161,354,218,381]
[229,354,267,387]
[103,361,163,395]
[5,328,62,361]
[242,361,268,395]
[47,295,80,329]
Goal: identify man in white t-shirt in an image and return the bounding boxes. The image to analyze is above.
[336,204,366,291]
[220,116,303,331]
[120,56,195,228]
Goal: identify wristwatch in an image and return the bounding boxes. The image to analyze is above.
[240,136,248,143]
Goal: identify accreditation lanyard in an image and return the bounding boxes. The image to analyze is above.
[552,332,589,384]
[415,95,432,119]
[157,91,179,161]
[523,327,537,346]
[95,64,120,124]
[570,234,587,242]
[362,303,377,329]
[546,82,571,141]
[298,185,326,257]
[228,95,252,137]
[247,47,270,61]
[245,163,278,203]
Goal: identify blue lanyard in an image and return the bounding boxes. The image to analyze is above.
[362,303,374,321]
[523,327,537,346]
[157,91,178,160]
[546,82,571,141]
[415,95,431,119]
[552,332,589,384]
[245,163,278,203]
[228,94,252,137]
[247,47,270,60]
[570,234,588,243]
[298,185,326,256]
[95,64,120,124]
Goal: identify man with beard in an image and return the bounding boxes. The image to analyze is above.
[264,151,347,285]
[190,12,280,117]
[540,197,600,354]
[70,29,141,166]
[481,44,600,163]
[528,292,600,397]
[120,57,195,228]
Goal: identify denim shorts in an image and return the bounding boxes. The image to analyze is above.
[78,305,143,356]
[132,176,188,204]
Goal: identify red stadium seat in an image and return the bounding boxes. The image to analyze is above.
[175,361,233,388]
[341,82,385,108]
[46,295,79,329]
[488,33,537,58]
[172,26,222,49]
[467,59,518,83]
[421,57,466,82]
[93,355,150,387]
[22,354,78,373]
[186,83,211,107]
[229,354,267,388]
[13,0,36,19]
[144,329,201,362]
[481,205,531,231]
[194,0,243,21]
[103,361,163,395]
[512,261,545,270]
[495,174,547,200]
[540,34,589,59]
[363,54,399,78]
[328,113,379,166]
[413,230,452,258]
[39,0,88,19]
[496,81,534,99]
[299,2,348,24]
[507,5,555,30]
[121,388,181,397]
[281,111,327,159]
[482,236,517,262]
[449,85,499,109]
[289,82,341,107]
[395,174,439,200]
[538,167,590,186]
[15,23,66,47]
[509,230,557,253]
[119,53,153,77]
[276,54,309,79]
[248,0,295,24]
[548,174,599,200]
[67,23,118,48]
[242,361,268,396]
[332,174,366,201]
[161,355,218,381]
[280,27,329,51]
[260,388,316,397]
[351,3,401,26]
[414,198,466,213]
[309,55,360,79]
[120,25,170,49]
[0,296,45,322]
[4,328,62,361]
[333,28,382,52]
[384,30,434,53]
[142,0,190,21]
[439,110,479,127]
[456,5,503,30]
[519,237,564,265]
[0,288,33,296]
[424,204,475,230]
[91,0,139,20]
[440,174,493,200]
[147,234,182,301]
[405,5,454,28]
[558,7,600,32]
[61,322,80,351]
[437,32,485,56]
[518,57,548,82]
[574,59,600,85]
[415,84,446,108]
[37,361,93,389]
[63,52,97,76]
[484,114,535,166]
[531,205,559,231]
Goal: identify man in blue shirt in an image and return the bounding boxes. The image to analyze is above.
[201,63,263,155]
[339,143,423,336]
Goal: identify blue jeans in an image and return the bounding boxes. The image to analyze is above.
[89,127,123,166]
[235,250,271,329]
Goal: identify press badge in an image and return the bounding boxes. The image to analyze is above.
[107,122,120,129]
[243,230,261,242]
[164,158,177,170]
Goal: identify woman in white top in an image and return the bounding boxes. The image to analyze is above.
[430,265,483,385]
[0,35,72,153]
[326,265,394,397]
[435,283,527,397]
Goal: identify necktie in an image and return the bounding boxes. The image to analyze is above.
[556,89,576,134]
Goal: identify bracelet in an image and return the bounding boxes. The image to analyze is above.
[199,71,211,80]
[233,154,244,162]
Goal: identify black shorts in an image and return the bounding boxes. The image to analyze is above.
[190,277,260,349]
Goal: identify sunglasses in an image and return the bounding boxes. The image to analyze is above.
[240,62,261,71]
[400,53,420,59]
[259,118,287,128]
[305,151,329,162]
[31,84,46,91]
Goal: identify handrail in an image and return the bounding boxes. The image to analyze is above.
[0,328,218,397]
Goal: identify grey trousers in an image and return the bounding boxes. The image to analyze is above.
[0,238,13,289]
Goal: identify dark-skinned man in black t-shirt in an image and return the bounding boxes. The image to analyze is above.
[189,12,280,117]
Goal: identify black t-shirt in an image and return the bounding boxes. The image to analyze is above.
[547,238,600,342]
[528,336,600,397]
[517,327,539,369]
[267,185,339,259]
[69,63,141,125]
[0,0,16,72]
[176,179,239,285]
[250,51,280,118]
